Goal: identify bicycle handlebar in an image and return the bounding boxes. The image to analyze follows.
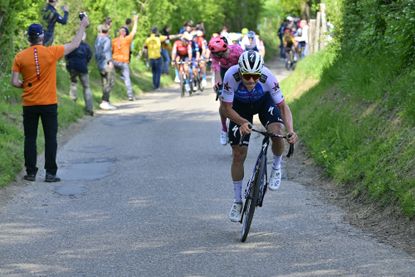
[239,126,295,158]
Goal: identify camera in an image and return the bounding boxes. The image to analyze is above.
[79,12,87,21]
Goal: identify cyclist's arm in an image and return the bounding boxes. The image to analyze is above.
[187,44,192,60]
[277,101,297,144]
[171,43,177,61]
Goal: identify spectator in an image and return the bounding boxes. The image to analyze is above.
[95,24,116,110]
[144,27,165,90]
[295,19,309,58]
[11,18,89,182]
[42,0,69,46]
[112,15,139,101]
[65,33,93,116]
[160,26,172,74]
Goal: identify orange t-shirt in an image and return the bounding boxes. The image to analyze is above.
[12,45,65,106]
[112,34,133,63]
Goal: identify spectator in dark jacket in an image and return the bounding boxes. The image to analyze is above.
[42,0,69,46]
[65,33,94,115]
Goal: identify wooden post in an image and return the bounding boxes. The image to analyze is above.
[320,3,327,49]
[315,12,321,52]
[308,19,316,54]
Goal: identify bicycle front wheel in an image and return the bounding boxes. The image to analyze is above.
[240,156,265,242]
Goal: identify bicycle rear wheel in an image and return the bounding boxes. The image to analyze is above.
[240,156,265,242]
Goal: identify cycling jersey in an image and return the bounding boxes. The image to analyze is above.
[221,65,285,146]
[190,40,199,58]
[220,65,284,105]
[211,44,243,72]
[173,40,190,57]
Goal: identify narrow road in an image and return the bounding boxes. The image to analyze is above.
[1,60,414,276]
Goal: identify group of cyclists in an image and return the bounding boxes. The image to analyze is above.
[278,16,309,70]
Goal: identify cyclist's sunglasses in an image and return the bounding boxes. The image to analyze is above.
[241,73,261,81]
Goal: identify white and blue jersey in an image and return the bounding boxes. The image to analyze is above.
[221,65,285,146]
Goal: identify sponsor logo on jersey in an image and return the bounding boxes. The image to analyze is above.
[259,74,267,83]
[233,72,241,82]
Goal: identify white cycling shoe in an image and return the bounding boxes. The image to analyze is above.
[229,202,242,222]
[220,130,228,145]
[268,166,282,191]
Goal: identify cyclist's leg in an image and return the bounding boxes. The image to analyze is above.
[259,96,285,190]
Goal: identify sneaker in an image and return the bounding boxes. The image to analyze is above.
[45,174,61,183]
[23,174,36,182]
[269,166,282,191]
[128,96,135,101]
[220,130,228,145]
[185,83,190,93]
[85,110,94,116]
[99,101,116,110]
[229,202,242,222]
[174,76,180,83]
[201,79,207,88]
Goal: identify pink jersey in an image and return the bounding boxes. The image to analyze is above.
[211,44,243,72]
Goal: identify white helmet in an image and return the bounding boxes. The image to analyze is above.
[238,50,264,74]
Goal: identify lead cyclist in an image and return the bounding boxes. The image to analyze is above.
[219,50,298,222]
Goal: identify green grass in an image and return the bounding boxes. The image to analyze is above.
[0,58,173,187]
[282,47,415,218]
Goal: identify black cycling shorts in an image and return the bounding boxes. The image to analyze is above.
[228,92,284,146]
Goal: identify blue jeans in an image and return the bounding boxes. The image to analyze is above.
[150,58,163,89]
[161,48,170,74]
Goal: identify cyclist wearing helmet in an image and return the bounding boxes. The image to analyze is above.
[171,32,193,93]
[219,50,298,222]
[208,36,243,145]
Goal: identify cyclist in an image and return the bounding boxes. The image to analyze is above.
[283,28,298,68]
[194,28,208,89]
[219,50,298,222]
[189,33,201,91]
[208,36,243,145]
[171,33,193,93]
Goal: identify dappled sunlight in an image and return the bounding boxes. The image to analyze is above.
[0,263,69,276]
[127,197,152,208]
[278,269,347,276]
[0,223,53,244]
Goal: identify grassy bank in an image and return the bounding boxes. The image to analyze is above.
[282,47,415,218]
[0,58,173,187]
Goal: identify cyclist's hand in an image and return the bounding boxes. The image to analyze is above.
[239,122,252,136]
[287,131,298,144]
[214,82,222,92]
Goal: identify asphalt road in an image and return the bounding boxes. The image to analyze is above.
[1,62,415,276]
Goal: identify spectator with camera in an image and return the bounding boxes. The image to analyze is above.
[11,16,89,182]
[42,0,69,46]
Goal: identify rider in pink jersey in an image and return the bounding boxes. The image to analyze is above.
[208,36,243,145]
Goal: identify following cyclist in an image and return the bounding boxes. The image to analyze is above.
[208,36,243,145]
[219,50,298,222]
[194,28,208,89]
[171,32,193,93]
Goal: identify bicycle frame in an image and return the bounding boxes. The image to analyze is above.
[239,127,294,242]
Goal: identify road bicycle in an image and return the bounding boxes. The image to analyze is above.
[240,127,294,242]
[193,57,211,93]
[284,46,298,71]
[174,60,193,97]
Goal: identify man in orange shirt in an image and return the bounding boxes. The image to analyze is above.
[112,14,138,101]
[11,17,89,182]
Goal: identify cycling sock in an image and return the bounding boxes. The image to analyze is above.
[233,180,243,203]
[221,119,227,132]
[272,155,282,169]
